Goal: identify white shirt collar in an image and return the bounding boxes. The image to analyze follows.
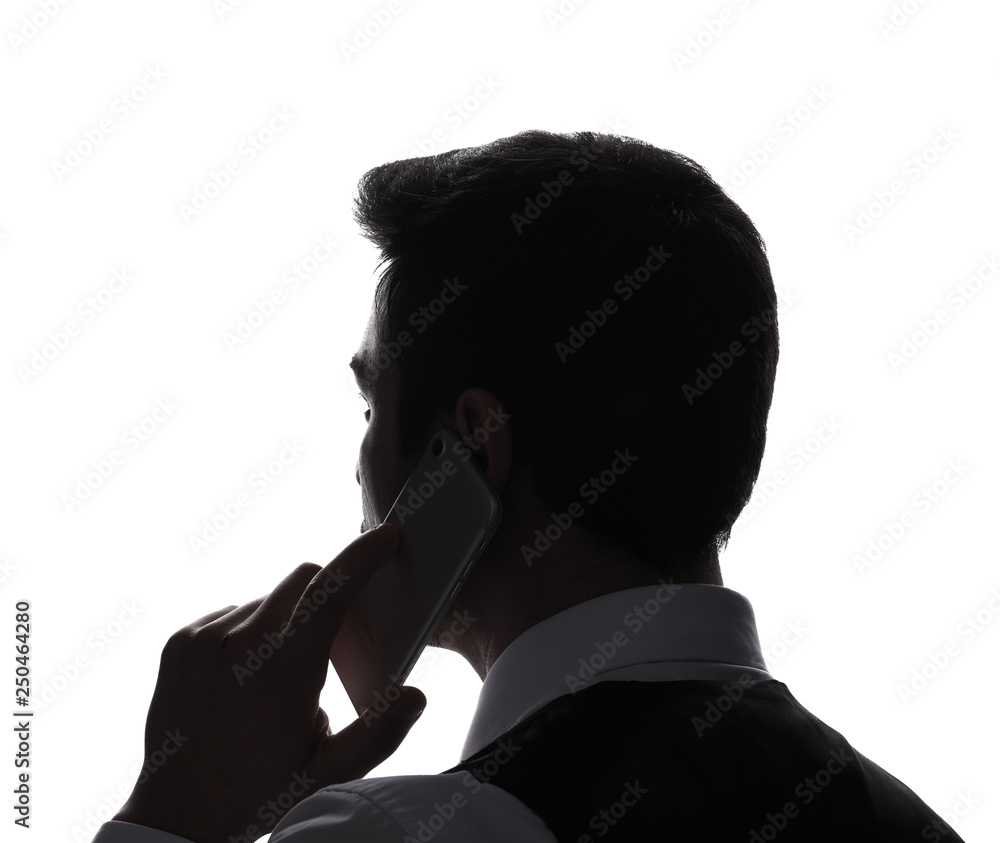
[460,582,770,760]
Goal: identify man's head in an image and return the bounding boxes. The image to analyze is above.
[350,129,778,590]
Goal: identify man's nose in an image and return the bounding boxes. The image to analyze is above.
[355,460,361,486]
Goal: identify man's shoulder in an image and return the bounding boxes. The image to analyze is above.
[444,679,957,842]
[269,771,554,842]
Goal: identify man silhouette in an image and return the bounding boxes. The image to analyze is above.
[95,131,964,842]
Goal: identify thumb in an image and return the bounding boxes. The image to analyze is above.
[368,685,426,725]
[390,686,427,721]
[312,686,426,785]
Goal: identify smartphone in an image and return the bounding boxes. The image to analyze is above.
[330,427,502,717]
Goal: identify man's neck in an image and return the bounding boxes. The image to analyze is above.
[435,535,721,681]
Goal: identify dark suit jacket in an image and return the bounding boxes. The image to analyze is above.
[444,678,963,841]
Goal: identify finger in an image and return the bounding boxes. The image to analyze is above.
[201,597,265,647]
[207,562,318,647]
[158,604,240,669]
[226,562,322,642]
[311,685,425,784]
[197,561,322,647]
[200,595,267,645]
[284,525,400,663]
[181,604,239,633]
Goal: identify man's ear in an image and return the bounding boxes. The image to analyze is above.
[449,388,513,496]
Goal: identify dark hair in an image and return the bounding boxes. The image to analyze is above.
[354,130,778,568]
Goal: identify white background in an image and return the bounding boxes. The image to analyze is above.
[2,0,997,840]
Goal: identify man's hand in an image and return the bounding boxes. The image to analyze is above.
[112,524,426,843]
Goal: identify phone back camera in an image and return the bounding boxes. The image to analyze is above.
[432,436,444,457]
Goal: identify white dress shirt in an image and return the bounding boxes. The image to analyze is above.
[92,582,770,842]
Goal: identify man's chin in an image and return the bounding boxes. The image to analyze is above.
[425,629,454,651]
